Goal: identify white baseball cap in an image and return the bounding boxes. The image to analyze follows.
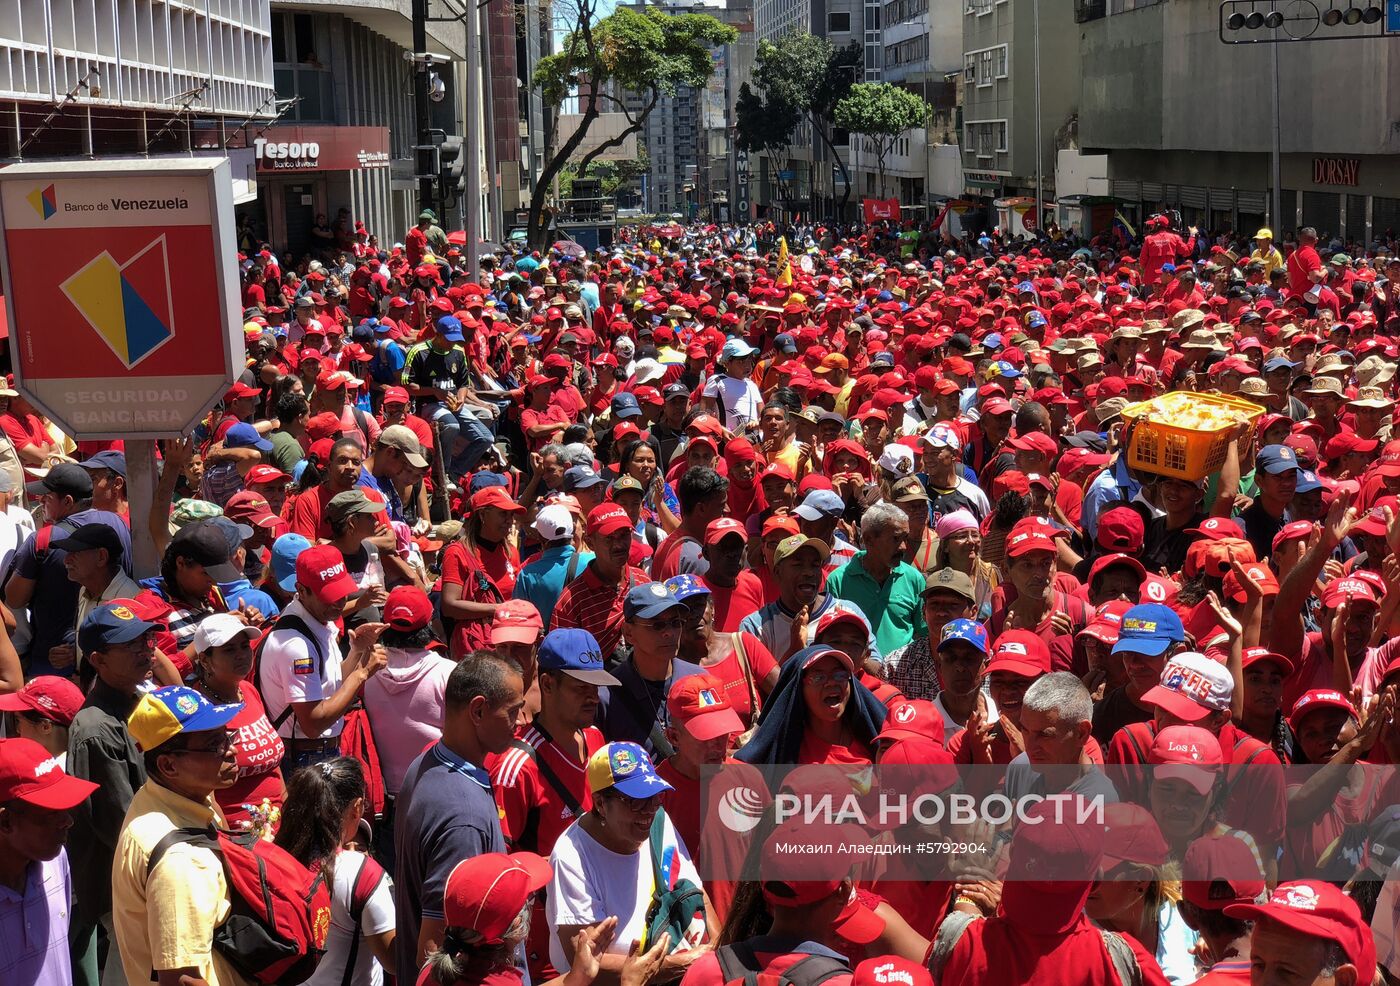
[876,443,915,477]
[192,613,261,652]
[1142,651,1233,721]
[532,504,575,542]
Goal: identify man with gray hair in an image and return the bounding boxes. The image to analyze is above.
[826,502,926,655]
[1004,672,1118,803]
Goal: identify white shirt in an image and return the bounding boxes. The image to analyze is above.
[259,598,345,739]
[0,504,35,583]
[296,851,395,986]
[935,690,996,743]
[702,374,763,431]
[546,811,703,973]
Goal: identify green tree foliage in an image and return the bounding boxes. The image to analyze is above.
[833,82,931,200]
[528,4,736,248]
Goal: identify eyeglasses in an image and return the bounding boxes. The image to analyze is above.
[633,617,684,631]
[610,792,663,813]
[169,733,235,756]
[804,670,852,687]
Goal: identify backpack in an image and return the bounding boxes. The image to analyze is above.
[715,942,850,986]
[253,613,327,733]
[146,825,333,985]
[926,911,1142,986]
[33,518,78,561]
[339,705,387,821]
[335,853,388,986]
[642,810,706,953]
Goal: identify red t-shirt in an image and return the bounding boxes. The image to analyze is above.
[700,633,778,727]
[680,947,853,986]
[704,571,766,633]
[215,680,286,830]
[381,412,435,453]
[520,405,570,451]
[948,729,1104,767]
[657,758,704,859]
[1190,961,1252,984]
[798,734,872,766]
[442,539,522,656]
[417,959,522,986]
[0,410,48,450]
[286,484,387,542]
[651,532,699,583]
[489,724,602,854]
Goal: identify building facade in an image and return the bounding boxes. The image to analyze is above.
[960,0,1079,228]
[1077,0,1400,242]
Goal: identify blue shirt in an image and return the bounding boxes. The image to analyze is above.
[512,544,594,629]
[394,741,505,986]
[218,578,280,620]
[1082,457,1142,539]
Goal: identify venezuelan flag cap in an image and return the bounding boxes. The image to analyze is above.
[585,741,672,798]
[127,685,242,752]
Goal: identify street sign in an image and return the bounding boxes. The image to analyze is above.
[0,158,241,440]
[1388,0,1400,33]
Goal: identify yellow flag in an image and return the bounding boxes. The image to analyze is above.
[776,236,793,286]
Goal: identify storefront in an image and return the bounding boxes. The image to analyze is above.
[238,124,403,259]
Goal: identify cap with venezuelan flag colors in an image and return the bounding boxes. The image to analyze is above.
[126,685,242,752]
[585,741,673,798]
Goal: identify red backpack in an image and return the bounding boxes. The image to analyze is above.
[339,705,386,821]
[147,825,332,984]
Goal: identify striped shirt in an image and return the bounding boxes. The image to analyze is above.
[0,851,72,986]
[549,563,648,659]
[491,723,603,855]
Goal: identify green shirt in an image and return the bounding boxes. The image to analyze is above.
[825,551,928,656]
[269,430,304,474]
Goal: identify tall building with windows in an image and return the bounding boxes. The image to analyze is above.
[959,0,1079,226]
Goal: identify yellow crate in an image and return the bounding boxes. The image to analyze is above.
[1121,391,1265,481]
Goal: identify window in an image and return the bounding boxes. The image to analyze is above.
[964,44,1008,86]
[964,120,1007,159]
[828,11,851,31]
[966,0,992,14]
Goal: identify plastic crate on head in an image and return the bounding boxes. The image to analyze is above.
[1122,392,1265,482]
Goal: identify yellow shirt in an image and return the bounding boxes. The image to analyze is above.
[1250,246,1284,277]
[112,780,250,986]
[833,378,857,417]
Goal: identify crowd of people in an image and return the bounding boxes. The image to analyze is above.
[2,207,1400,986]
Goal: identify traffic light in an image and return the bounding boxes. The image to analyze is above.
[438,135,466,204]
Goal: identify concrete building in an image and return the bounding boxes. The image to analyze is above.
[959,0,1079,230]
[702,0,753,221]
[0,0,274,159]
[1077,0,1400,243]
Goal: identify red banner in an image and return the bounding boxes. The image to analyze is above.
[253,126,390,173]
[863,197,900,223]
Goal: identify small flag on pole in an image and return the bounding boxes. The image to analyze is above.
[776,236,793,286]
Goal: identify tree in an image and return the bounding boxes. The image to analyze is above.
[833,82,931,201]
[747,33,861,217]
[529,4,736,249]
[734,82,801,204]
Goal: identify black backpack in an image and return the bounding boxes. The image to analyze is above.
[716,942,850,986]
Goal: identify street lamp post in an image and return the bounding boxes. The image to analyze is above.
[1032,0,1043,235]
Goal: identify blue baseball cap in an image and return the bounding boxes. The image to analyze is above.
[469,471,510,494]
[984,333,1004,350]
[435,315,465,342]
[225,422,273,453]
[1112,603,1185,657]
[352,321,376,341]
[1256,444,1300,476]
[78,449,127,478]
[1161,263,1176,274]
[1026,311,1048,329]
[79,601,158,655]
[870,351,896,368]
[993,360,1022,378]
[1296,469,1323,494]
[623,582,687,620]
[611,392,641,419]
[938,618,989,655]
[773,333,798,354]
[538,628,620,686]
[127,685,242,752]
[586,741,673,798]
[271,532,312,592]
[564,465,607,492]
[664,574,711,603]
[1263,357,1299,373]
[1016,280,1035,294]
[794,489,845,522]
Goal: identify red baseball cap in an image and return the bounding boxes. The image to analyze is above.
[1101,803,1169,867]
[294,543,361,605]
[985,630,1052,678]
[852,957,933,986]
[224,382,261,401]
[1096,506,1145,552]
[384,585,433,632]
[306,411,343,442]
[470,486,525,515]
[1182,834,1266,910]
[491,599,543,645]
[315,369,359,391]
[1189,516,1245,541]
[587,503,633,538]
[1006,431,1059,457]
[0,736,99,809]
[1087,552,1147,585]
[1321,576,1379,609]
[704,517,748,545]
[1149,724,1222,795]
[382,385,411,406]
[1226,881,1376,984]
[245,464,290,486]
[1241,646,1295,676]
[1271,519,1314,553]
[875,699,946,747]
[666,674,744,742]
[759,821,886,944]
[223,491,280,531]
[1004,528,1056,558]
[1288,688,1357,731]
[0,675,84,726]
[443,851,553,945]
[1222,562,1280,604]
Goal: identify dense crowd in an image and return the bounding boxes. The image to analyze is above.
[3,207,1400,986]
